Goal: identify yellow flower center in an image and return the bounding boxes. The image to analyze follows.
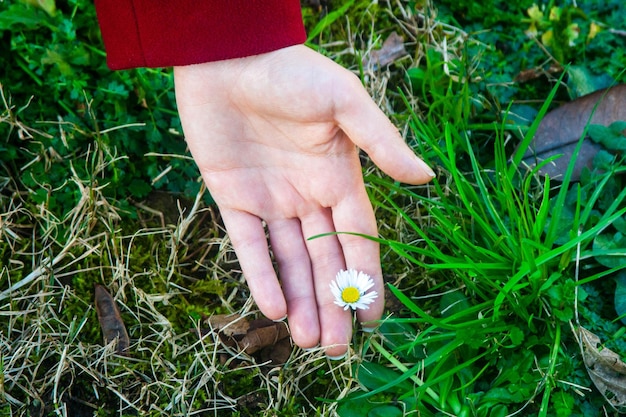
[341,287,360,303]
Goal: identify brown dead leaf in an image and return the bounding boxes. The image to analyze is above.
[520,84,626,181]
[362,32,407,71]
[259,337,292,365]
[239,318,290,355]
[579,326,626,412]
[94,285,130,356]
[207,313,250,337]
[201,315,292,367]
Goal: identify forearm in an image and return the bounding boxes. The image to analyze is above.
[94,0,307,70]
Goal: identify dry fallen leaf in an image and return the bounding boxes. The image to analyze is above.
[239,318,291,355]
[94,285,130,356]
[579,326,626,412]
[202,314,292,367]
[207,313,250,337]
[362,32,407,71]
[520,84,626,181]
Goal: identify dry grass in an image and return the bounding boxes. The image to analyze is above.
[0,1,471,416]
[0,90,365,416]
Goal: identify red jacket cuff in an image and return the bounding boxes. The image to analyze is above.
[94,0,307,70]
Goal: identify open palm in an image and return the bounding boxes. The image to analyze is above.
[174,45,434,357]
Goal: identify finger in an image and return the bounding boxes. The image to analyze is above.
[333,75,436,185]
[219,209,287,320]
[332,190,385,329]
[300,209,352,358]
[267,218,320,349]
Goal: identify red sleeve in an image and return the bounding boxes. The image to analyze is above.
[93,0,307,70]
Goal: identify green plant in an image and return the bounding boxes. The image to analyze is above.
[435,0,626,107]
[524,4,589,64]
[5,0,626,415]
[337,54,626,414]
[0,0,201,223]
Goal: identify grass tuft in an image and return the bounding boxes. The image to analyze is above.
[0,97,362,415]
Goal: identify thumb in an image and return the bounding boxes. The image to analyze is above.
[334,77,435,185]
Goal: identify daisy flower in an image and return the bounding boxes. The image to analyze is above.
[330,269,378,311]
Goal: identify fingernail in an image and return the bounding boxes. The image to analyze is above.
[417,157,436,178]
[361,324,377,333]
[303,344,320,352]
[273,315,288,322]
[326,352,348,361]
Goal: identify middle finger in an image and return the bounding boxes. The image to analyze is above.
[300,208,352,358]
[268,218,320,349]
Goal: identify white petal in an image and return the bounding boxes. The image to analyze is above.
[360,278,375,293]
[360,291,378,304]
[330,280,342,299]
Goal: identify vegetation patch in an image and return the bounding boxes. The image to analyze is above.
[2,0,626,416]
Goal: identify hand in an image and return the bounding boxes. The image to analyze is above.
[174,45,434,358]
